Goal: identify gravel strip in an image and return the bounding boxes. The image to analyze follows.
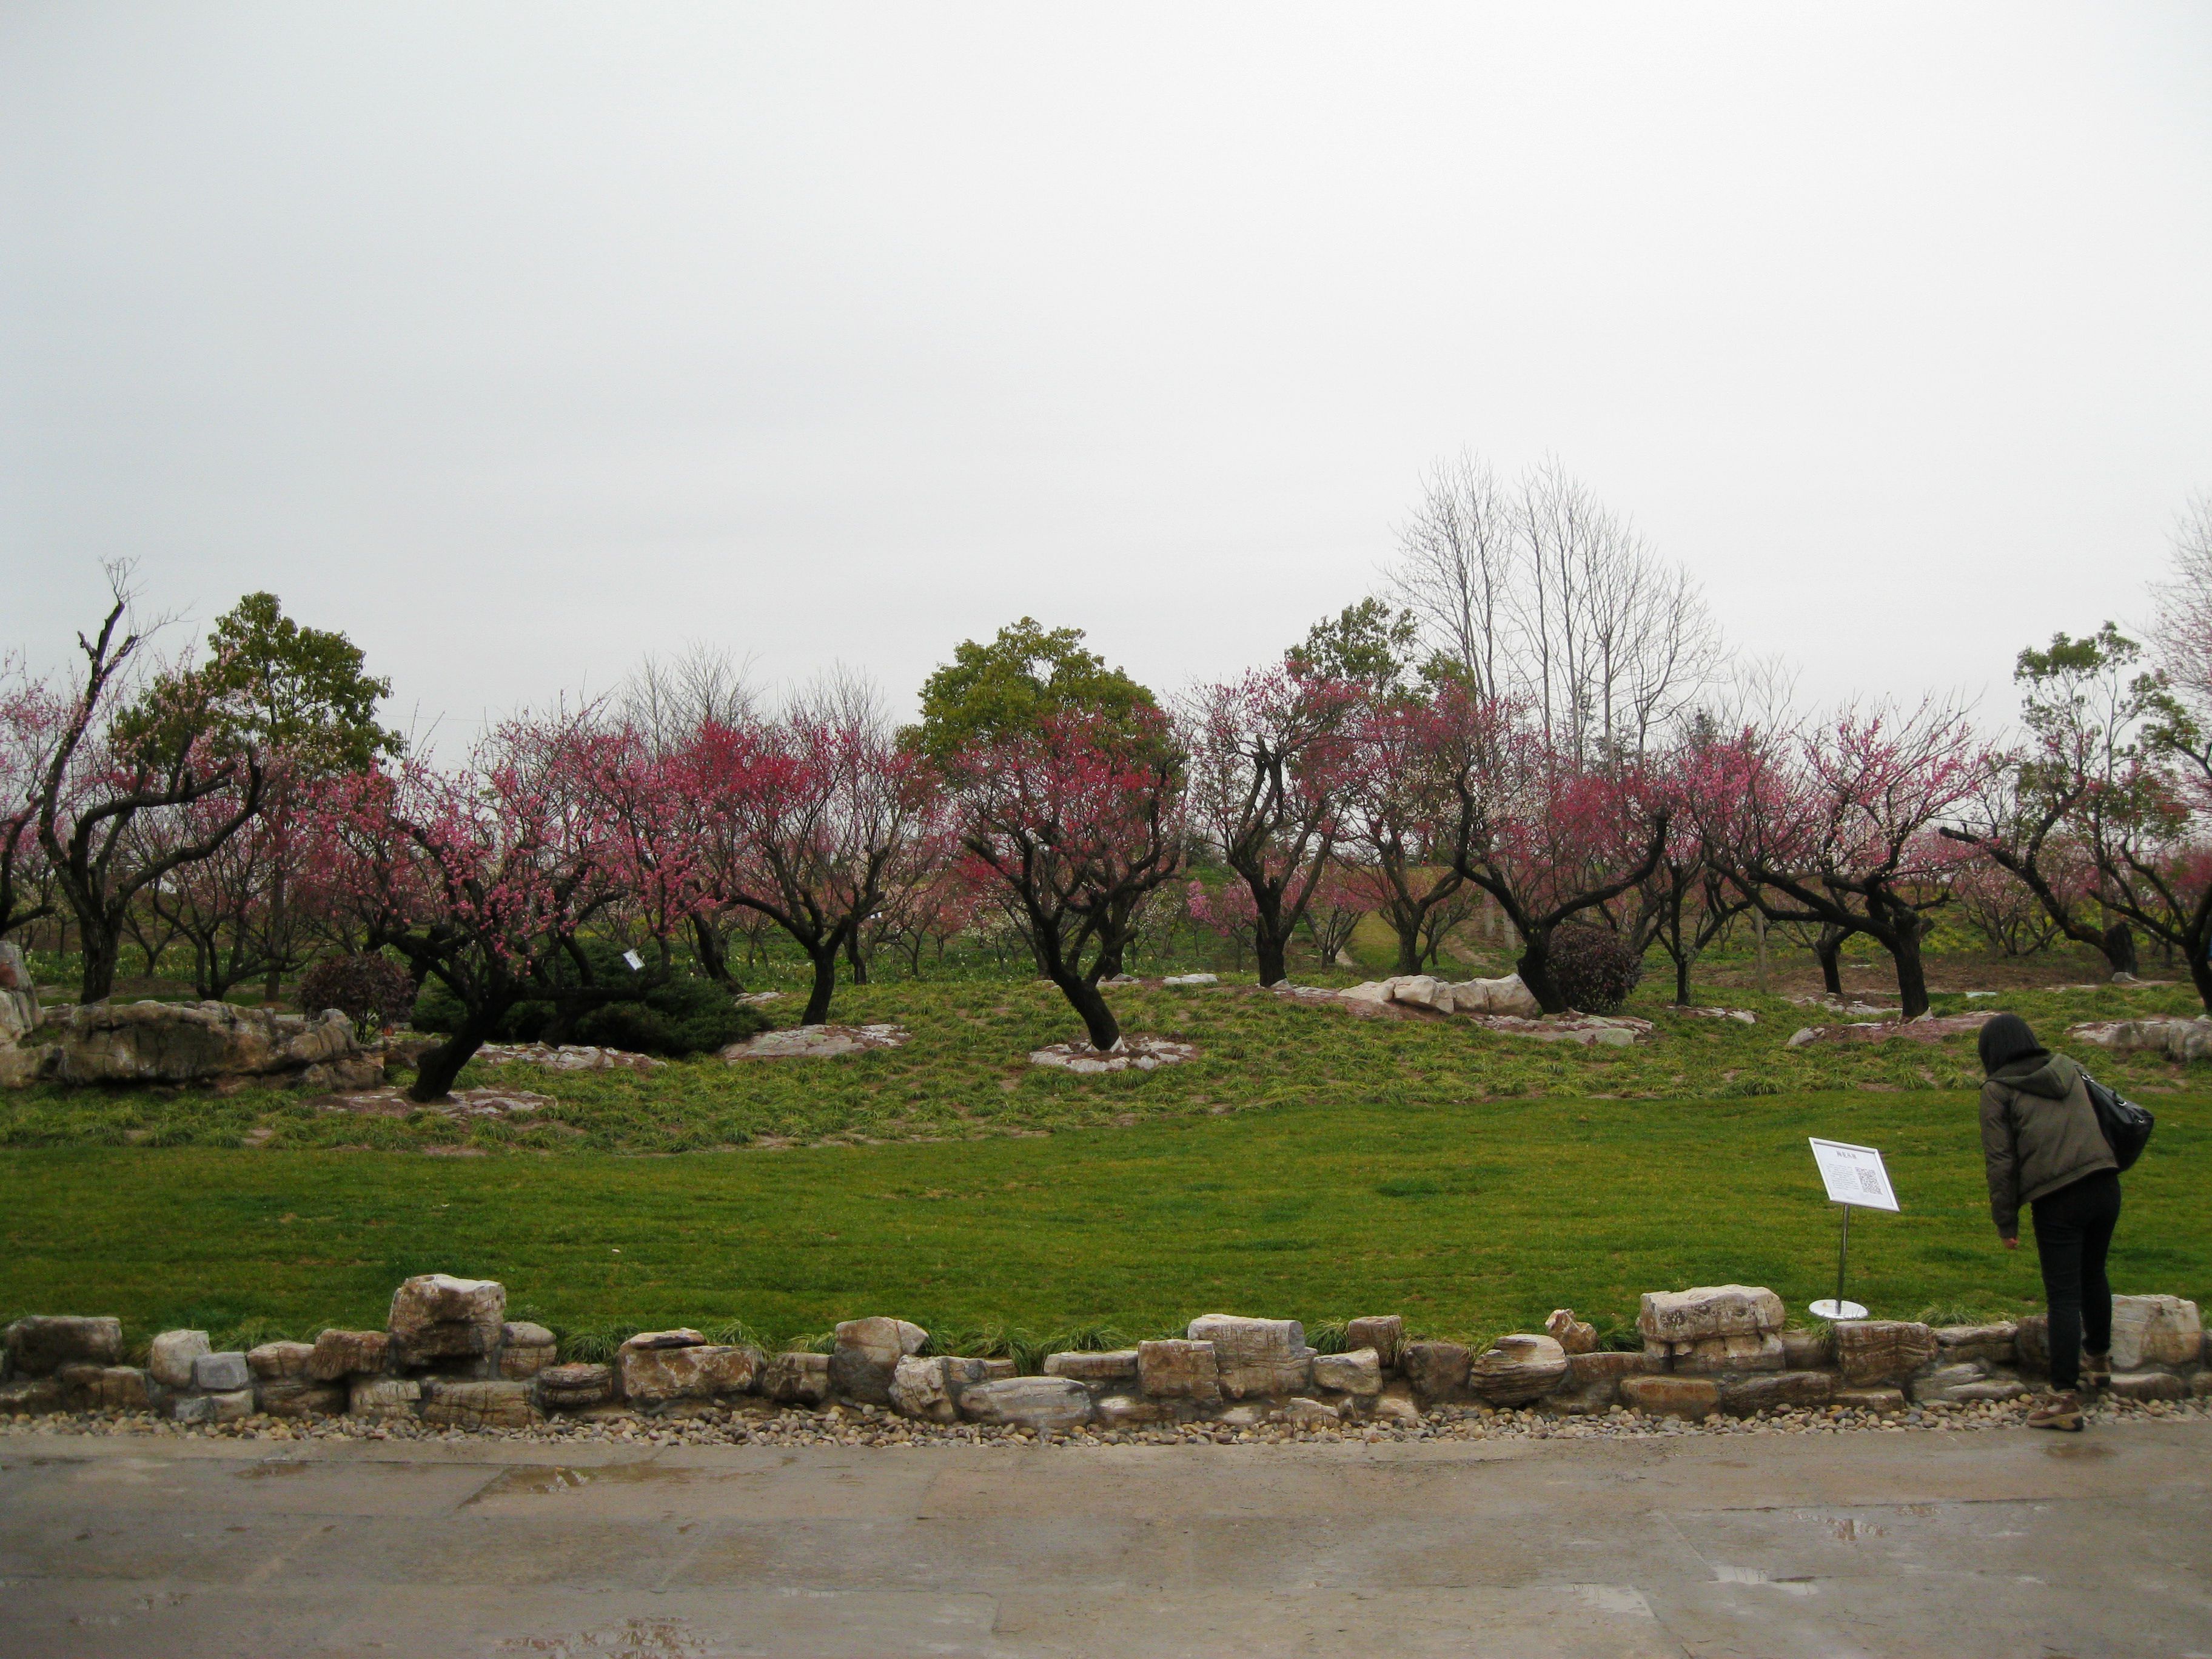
[6,1392,2205,1451]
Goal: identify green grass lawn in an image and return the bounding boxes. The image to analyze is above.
[5,969,2207,1359]
[5,1082,2204,1364]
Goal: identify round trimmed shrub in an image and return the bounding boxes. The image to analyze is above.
[1547,923,1641,1014]
[298,953,416,1034]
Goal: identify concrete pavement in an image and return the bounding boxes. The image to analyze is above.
[4,1421,2209,1657]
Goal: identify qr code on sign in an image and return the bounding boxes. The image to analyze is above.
[1858,1167,1884,1195]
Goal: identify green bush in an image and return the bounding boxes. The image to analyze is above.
[1548,923,1642,1015]
[298,953,415,1034]
[411,943,765,1058]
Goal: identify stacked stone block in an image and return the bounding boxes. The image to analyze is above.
[4,1284,2205,1433]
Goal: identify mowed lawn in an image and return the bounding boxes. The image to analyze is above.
[5,1084,2205,1357]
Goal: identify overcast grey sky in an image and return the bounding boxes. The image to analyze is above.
[5,4,2210,735]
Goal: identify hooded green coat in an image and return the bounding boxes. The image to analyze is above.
[1978,1051,2116,1238]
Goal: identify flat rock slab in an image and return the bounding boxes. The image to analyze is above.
[1787,1013,1994,1047]
[725,1024,908,1060]
[472,1042,665,1073]
[1679,1006,1758,1025]
[1791,996,1900,1017]
[1030,1036,1197,1074]
[305,1085,555,1119]
[1473,1014,1654,1047]
[2069,1017,2212,1060]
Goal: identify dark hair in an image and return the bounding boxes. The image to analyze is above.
[1977,1012,2046,1075]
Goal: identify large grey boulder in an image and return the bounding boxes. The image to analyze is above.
[1467,1334,1569,1404]
[388,1275,506,1366]
[830,1317,928,1404]
[1310,1348,1382,1396]
[616,1335,760,1404]
[2110,1295,2202,1370]
[958,1376,1094,1432]
[1449,974,1541,1016]
[2068,1016,2212,1061]
[1834,1321,1939,1386]
[0,941,38,1054]
[890,1356,996,1423]
[762,1351,833,1406]
[258,1380,346,1419]
[537,1363,615,1411]
[1637,1285,1784,1346]
[248,1341,315,1381]
[1669,1333,1785,1374]
[60,1364,153,1412]
[1933,1322,2017,1367]
[1185,1315,1313,1399]
[1138,1339,1221,1403]
[44,999,377,1087]
[423,1379,541,1429]
[193,1352,252,1392]
[498,1322,558,1380]
[347,1377,421,1419]
[1401,1341,1471,1402]
[5,1316,123,1376]
[1389,975,1455,1012]
[1042,1350,1140,1385]
[307,1329,389,1381]
[1342,1316,1403,1370]
[148,1329,212,1389]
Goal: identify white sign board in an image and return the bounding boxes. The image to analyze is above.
[622,950,645,971]
[1808,1138,1899,1211]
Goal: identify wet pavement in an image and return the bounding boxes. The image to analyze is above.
[4,1418,2208,1656]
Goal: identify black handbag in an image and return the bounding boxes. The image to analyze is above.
[2082,1070,2155,1172]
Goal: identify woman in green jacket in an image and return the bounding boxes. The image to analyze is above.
[1977,1013,2120,1433]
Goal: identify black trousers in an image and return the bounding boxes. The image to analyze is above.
[2029,1168,2122,1392]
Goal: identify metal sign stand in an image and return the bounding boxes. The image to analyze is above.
[1805,1138,1896,1321]
[1808,1203,1867,1321]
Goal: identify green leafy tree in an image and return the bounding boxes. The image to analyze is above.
[910,618,1158,762]
[120,592,403,1000]
[1285,600,1421,699]
[1942,623,2173,977]
[911,619,1167,975]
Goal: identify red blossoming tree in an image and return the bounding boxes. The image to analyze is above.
[683,688,933,1026]
[1182,668,1358,985]
[1438,692,1671,1012]
[1693,700,1981,1017]
[312,709,683,1101]
[945,706,1184,1051]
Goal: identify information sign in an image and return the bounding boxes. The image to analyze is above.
[1808,1138,1898,1212]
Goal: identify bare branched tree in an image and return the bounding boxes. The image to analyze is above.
[1388,452,1724,762]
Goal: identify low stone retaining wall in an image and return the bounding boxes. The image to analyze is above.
[5,1278,2205,1434]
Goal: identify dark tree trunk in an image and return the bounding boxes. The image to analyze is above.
[689,914,737,988]
[1054,970,1121,1051]
[1253,928,1289,988]
[1515,929,1568,1014]
[1814,926,1848,996]
[1390,917,1425,977]
[78,919,122,1004]
[1889,926,1931,1019]
[1094,939,1126,980]
[802,941,840,1025]
[845,928,869,986]
[2187,942,2212,1016]
[2103,922,2138,979]
[411,1000,506,1102]
[1675,950,1692,1006]
[263,872,287,1005]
